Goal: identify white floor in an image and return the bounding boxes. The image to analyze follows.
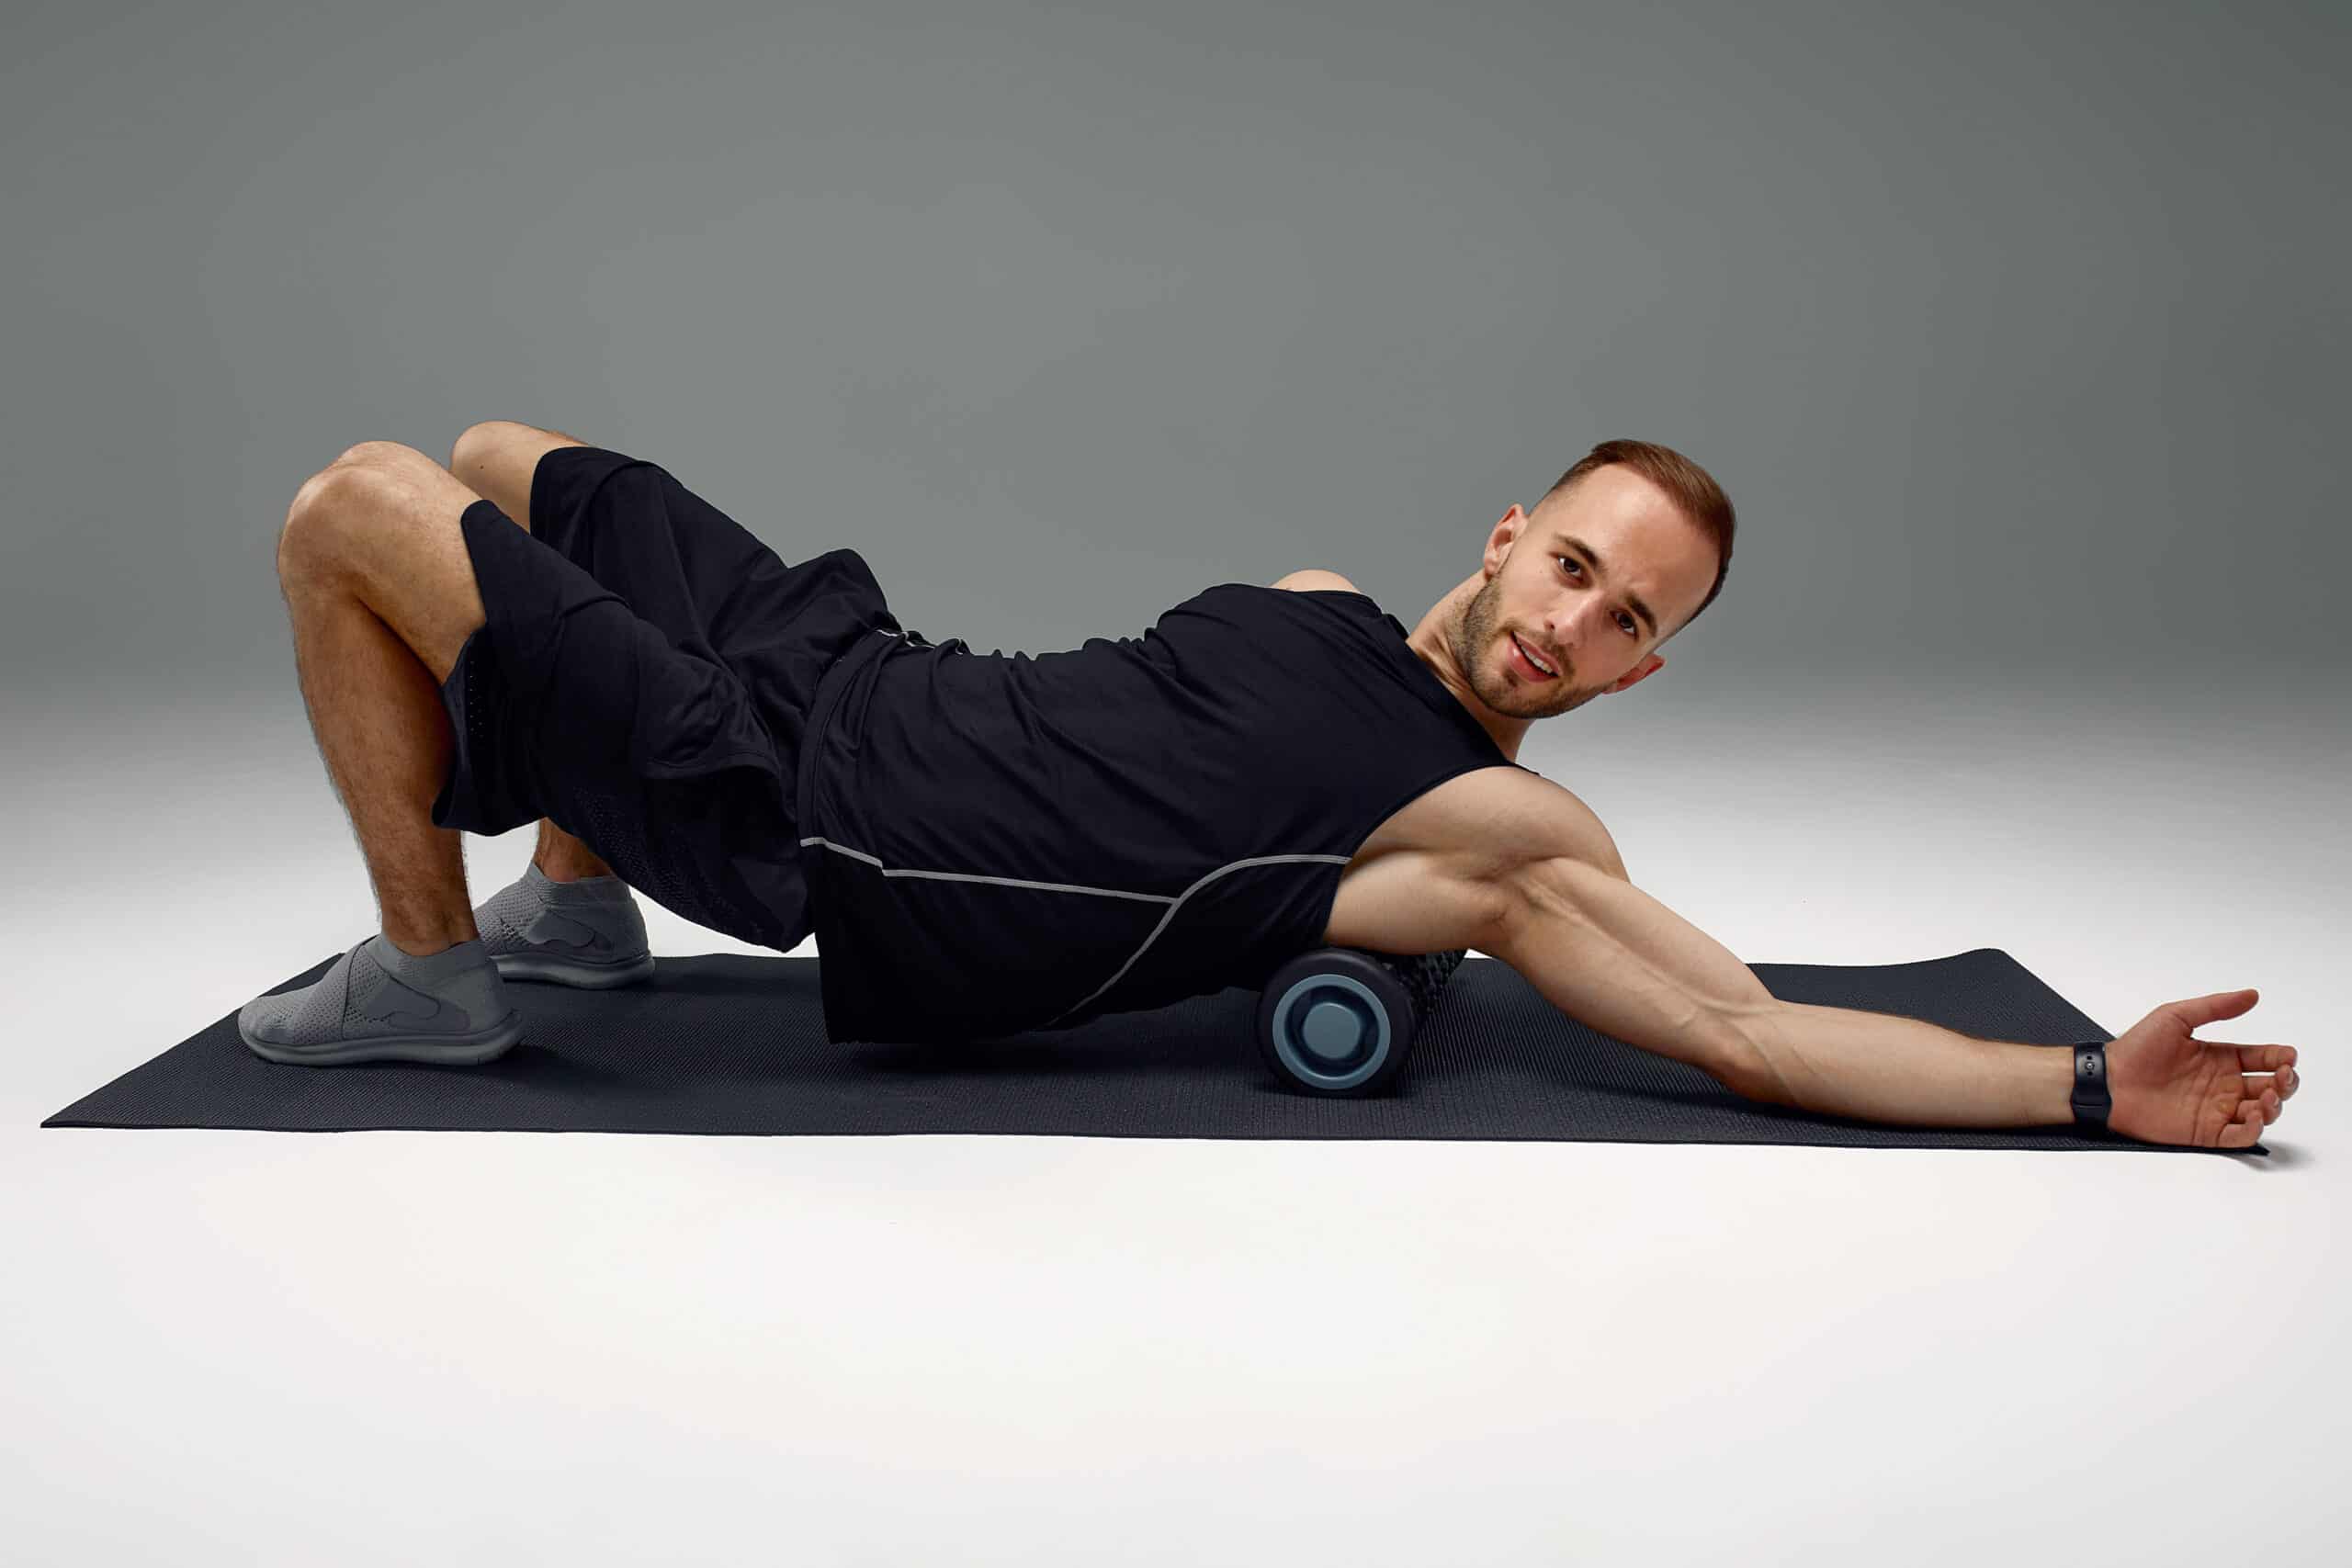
[6,670,2344,1566]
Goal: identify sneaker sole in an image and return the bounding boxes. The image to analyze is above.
[491,950,657,987]
[240,1010,526,1067]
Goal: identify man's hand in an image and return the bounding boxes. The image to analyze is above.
[2108,987,2301,1148]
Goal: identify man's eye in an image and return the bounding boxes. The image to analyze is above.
[1559,556,1638,637]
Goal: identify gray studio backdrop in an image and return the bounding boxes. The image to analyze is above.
[4,0,2344,726]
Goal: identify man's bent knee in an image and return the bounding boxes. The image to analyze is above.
[278,459,397,588]
[449,421,586,535]
[452,420,528,463]
[449,420,576,472]
[330,439,418,471]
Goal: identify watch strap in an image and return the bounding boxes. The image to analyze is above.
[2070,1041,2112,1127]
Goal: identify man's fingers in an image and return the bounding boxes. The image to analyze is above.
[2236,1071,2296,1105]
[2220,1108,2263,1148]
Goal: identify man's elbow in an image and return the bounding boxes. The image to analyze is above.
[1704,1004,1787,1104]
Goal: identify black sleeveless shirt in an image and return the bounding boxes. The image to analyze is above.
[793,582,1534,1044]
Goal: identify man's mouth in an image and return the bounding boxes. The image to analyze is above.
[1510,632,1560,680]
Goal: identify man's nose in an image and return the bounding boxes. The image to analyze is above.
[1540,611,1583,659]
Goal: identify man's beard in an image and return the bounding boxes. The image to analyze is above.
[1454,576,1599,717]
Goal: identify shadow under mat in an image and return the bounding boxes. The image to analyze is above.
[43,949,2257,1153]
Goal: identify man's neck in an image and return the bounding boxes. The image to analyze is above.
[1404,579,1530,762]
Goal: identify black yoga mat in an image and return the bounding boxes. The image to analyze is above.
[44,946,2255,1153]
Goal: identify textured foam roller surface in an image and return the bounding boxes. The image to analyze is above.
[43,947,2258,1153]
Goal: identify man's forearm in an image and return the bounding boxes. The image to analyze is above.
[1731,1001,2081,1129]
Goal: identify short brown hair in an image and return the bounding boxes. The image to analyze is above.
[1538,439,1736,637]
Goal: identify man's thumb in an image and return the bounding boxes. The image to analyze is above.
[2171,987,2258,1028]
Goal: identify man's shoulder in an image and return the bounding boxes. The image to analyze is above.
[1267,569,1363,594]
[1324,765,1627,951]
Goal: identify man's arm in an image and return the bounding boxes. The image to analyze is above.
[1736,1002,2078,1128]
[1488,855,2077,1127]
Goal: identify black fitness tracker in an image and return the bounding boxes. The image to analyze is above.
[2071,1042,2112,1129]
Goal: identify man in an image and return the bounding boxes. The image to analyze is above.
[239,424,2299,1150]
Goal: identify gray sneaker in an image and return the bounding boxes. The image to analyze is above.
[472,862,656,987]
[239,934,524,1066]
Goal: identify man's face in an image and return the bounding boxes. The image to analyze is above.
[1450,467,1718,719]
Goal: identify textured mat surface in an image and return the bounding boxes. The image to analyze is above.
[44,948,2255,1153]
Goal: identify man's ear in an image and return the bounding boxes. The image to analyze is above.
[1484,505,1527,572]
[1610,653,1665,693]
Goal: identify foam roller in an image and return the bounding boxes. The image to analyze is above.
[1254,946,1468,1097]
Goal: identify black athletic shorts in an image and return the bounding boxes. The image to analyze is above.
[430,443,902,949]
